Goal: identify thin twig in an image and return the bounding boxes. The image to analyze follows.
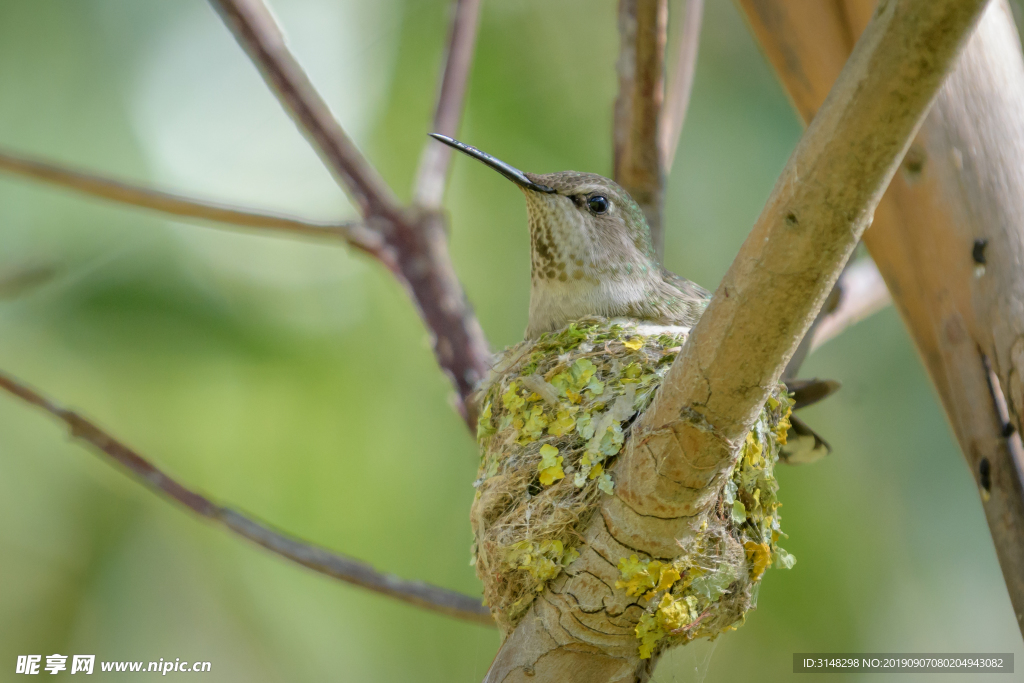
[414,0,484,209]
[0,370,494,627]
[660,0,703,172]
[209,0,403,221]
[0,261,58,300]
[810,258,891,352]
[614,0,669,259]
[0,150,385,257]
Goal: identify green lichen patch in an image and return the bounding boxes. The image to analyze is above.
[470,317,686,633]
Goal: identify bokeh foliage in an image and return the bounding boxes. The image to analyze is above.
[0,0,1021,680]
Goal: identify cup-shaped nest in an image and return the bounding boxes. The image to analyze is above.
[471,318,794,650]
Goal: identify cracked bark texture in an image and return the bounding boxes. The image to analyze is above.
[482,1,990,679]
[739,0,1024,637]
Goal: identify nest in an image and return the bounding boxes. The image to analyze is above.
[471,318,794,654]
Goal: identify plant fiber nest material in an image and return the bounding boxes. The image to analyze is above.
[471,318,795,654]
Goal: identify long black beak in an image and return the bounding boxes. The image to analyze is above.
[429,134,556,194]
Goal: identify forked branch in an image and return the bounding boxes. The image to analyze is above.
[1,0,495,637]
[0,371,493,627]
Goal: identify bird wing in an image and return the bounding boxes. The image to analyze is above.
[662,270,712,302]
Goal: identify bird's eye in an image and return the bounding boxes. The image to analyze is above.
[587,195,609,214]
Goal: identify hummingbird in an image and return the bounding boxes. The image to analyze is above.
[433,134,835,462]
[430,134,710,340]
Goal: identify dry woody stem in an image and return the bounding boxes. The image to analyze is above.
[0,0,492,424]
[660,0,704,173]
[209,0,401,219]
[0,371,494,627]
[0,0,497,627]
[414,0,484,209]
[211,0,491,423]
[0,149,381,254]
[614,0,668,259]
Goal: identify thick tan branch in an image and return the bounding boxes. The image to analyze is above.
[414,0,483,209]
[660,0,703,172]
[0,371,493,627]
[739,0,1024,636]
[614,0,668,258]
[0,150,385,255]
[209,0,403,221]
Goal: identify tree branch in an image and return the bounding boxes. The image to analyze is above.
[0,370,494,627]
[0,150,385,256]
[208,0,403,221]
[484,1,991,678]
[414,0,483,209]
[809,258,891,352]
[614,0,668,259]
[209,0,491,424]
[660,0,703,173]
[738,0,1024,637]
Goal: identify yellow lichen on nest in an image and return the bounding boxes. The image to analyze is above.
[471,317,687,632]
[622,394,796,659]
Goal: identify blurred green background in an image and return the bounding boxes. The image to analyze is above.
[1,1,1021,681]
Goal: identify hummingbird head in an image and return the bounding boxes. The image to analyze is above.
[432,135,674,338]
